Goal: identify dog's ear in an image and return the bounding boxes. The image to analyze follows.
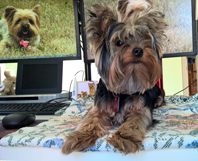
[117,0,152,22]
[4,71,11,78]
[4,6,17,22]
[32,5,40,28]
[131,9,167,57]
[146,0,153,6]
[33,5,40,17]
[117,0,127,16]
[85,4,118,52]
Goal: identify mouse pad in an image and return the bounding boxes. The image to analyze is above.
[0,120,47,139]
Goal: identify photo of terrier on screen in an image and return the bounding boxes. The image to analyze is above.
[0,5,41,54]
[0,0,77,60]
[84,0,194,60]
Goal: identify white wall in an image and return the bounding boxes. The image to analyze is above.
[62,61,100,92]
[62,60,85,91]
[91,63,100,81]
[0,64,6,83]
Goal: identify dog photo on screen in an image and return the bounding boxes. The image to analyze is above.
[84,0,193,60]
[0,0,77,59]
[0,5,41,53]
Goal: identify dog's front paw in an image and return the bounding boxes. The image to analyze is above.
[107,127,144,154]
[61,130,98,155]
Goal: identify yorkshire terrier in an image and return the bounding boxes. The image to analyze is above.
[88,82,96,96]
[81,91,88,98]
[62,3,166,155]
[117,0,152,23]
[0,5,40,54]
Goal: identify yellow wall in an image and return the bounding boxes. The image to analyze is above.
[162,57,183,96]
[5,63,17,76]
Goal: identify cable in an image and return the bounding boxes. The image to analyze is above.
[74,70,84,81]
[34,97,70,115]
[173,79,197,96]
[68,79,73,100]
[68,70,85,101]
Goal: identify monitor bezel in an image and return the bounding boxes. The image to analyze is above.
[0,0,81,63]
[15,58,63,95]
[83,0,197,62]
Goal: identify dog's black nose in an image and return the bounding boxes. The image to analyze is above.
[133,48,143,57]
[22,25,29,29]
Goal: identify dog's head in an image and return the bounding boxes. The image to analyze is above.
[4,5,40,40]
[117,0,152,23]
[81,91,88,98]
[86,4,166,94]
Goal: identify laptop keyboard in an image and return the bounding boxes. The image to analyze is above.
[0,102,69,115]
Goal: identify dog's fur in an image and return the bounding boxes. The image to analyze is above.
[0,71,16,95]
[61,3,166,155]
[117,0,152,23]
[0,5,40,54]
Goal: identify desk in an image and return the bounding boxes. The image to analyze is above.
[0,115,57,139]
[0,115,54,120]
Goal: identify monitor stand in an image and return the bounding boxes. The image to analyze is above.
[0,91,71,103]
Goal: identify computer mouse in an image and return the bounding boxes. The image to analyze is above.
[2,113,36,129]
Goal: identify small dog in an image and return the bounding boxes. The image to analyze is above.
[0,5,40,54]
[88,82,96,96]
[117,0,152,23]
[0,71,16,95]
[62,4,166,155]
[81,91,88,98]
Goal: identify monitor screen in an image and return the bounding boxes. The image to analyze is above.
[15,59,63,95]
[83,0,197,61]
[21,64,57,90]
[0,0,81,61]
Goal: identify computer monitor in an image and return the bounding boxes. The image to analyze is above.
[83,0,197,62]
[0,0,83,95]
[15,59,63,95]
[0,0,81,61]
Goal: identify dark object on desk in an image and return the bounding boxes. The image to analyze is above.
[2,113,36,129]
[0,119,47,139]
[0,102,69,115]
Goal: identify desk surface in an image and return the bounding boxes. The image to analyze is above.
[0,115,55,120]
[0,115,54,139]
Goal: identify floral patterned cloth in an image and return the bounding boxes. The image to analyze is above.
[1,94,198,152]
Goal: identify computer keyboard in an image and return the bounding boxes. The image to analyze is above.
[0,102,70,115]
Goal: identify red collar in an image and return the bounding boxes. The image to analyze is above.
[113,96,120,113]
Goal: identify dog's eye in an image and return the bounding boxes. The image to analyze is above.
[129,10,134,15]
[16,19,21,24]
[13,82,15,84]
[29,20,34,24]
[116,40,124,47]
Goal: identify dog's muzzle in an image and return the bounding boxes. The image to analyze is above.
[22,25,29,34]
[133,48,143,57]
